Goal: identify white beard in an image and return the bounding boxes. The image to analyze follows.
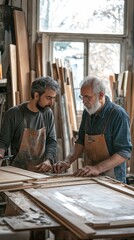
[85,98,101,115]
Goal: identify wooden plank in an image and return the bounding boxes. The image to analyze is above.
[30,70,36,86]
[0,181,24,189]
[125,71,132,119]
[24,188,95,239]
[0,182,34,192]
[33,179,95,189]
[13,10,30,102]
[27,0,37,70]
[9,44,18,106]
[0,166,48,179]
[117,72,124,96]
[36,42,42,77]
[93,177,134,197]
[95,226,134,238]
[42,34,49,76]
[130,73,134,122]
[0,170,32,183]
[66,84,77,131]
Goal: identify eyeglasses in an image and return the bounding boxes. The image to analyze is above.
[79,94,96,101]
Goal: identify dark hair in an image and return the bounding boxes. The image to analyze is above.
[31,76,59,99]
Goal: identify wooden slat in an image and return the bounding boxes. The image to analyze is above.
[0,181,24,189]
[93,177,134,197]
[0,166,48,179]
[9,44,18,106]
[0,170,32,183]
[36,42,42,77]
[13,10,30,102]
[15,91,20,105]
[117,72,124,96]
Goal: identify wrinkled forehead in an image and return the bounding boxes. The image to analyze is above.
[81,85,93,95]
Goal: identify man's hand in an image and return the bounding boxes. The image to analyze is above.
[74,165,99,177]
[0,154,4,167]
[35,159,52,173]
[0,154,3,159]
[53,160,71,173]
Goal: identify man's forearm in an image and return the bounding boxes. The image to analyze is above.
[66,143,84,164]
[95,153,127,174]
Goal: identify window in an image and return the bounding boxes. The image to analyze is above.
[39,0,126,123]
[53,40,121,111]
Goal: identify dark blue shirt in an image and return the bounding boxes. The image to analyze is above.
[76,96,132,182]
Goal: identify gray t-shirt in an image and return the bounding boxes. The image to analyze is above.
[0,102,57,164]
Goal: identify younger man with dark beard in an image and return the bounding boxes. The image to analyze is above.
[0,76,59,173]
[54,75,132,183]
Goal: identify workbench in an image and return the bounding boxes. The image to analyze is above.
[0,166,134,240]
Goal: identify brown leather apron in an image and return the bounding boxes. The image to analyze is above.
[12,113,46,171]
[84,108,115,178]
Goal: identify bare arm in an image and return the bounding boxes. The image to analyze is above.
[74,153,126,177]
[96,153,126,173]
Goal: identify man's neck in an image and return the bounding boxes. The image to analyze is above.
[27,100,39,112]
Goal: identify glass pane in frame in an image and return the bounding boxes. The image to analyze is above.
[88,42,120,99]
[39,0,124,34]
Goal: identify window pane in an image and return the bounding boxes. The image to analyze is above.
[89,42,120,98]
[39,0,124,34]
[53,41,84,111]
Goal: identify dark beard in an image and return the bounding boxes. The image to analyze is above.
[36,101,47,112]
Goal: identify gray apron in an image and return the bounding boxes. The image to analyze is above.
[12,111,46,171]
[84,108,115,178]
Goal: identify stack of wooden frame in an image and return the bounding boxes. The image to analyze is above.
[1,166,134,239]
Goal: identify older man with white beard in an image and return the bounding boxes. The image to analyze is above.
[53,76,132,183]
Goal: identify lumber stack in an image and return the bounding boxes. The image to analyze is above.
[109,71,134,173]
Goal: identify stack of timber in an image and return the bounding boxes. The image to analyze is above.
[109,71,134,174]
[51,59,78,160]
[109,71,132,122]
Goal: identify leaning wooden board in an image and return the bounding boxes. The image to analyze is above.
[9,44,18,106]
[13,10,30,102]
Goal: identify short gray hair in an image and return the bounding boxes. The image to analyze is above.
[80,76,106,94]
[31,76,59,98]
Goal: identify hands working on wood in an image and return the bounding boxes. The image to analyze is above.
[73,165,99,177]
[35,159,52,173]
[53,161,100,177]
[53,160,71,173]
